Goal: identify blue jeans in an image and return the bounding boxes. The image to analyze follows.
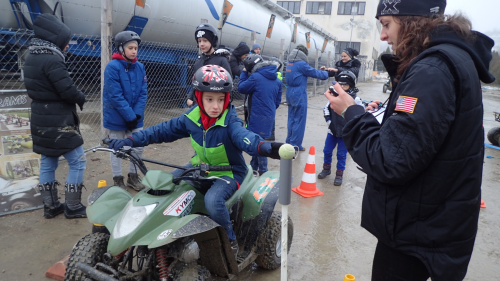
[204,176,238,241]
[323,133,347,171]
[39,145,86,184]
[250,155,268,174]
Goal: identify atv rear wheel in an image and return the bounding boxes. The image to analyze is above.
[171,262,211,281]
[64,233,109,281]
[383,84,388,93]
[487,127,500,146]
[255,211,294,270]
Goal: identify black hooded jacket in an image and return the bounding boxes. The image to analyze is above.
[342,27,495,280]
[23,14,86,157]
[186,51,232,101]
[332,58,361,80]
[228,44,250,78]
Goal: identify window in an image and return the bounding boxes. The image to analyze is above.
[306,2,332,15]
[338,1,365,15]
[335,41,361,56]
[277,1,301,14]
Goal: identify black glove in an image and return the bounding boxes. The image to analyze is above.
[108,137,134,150]
[77,97,87,111]
[126,114,141,131]
[258,142,285,160]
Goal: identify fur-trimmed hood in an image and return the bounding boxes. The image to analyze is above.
[251,60,279,80]
[288,49,308,63]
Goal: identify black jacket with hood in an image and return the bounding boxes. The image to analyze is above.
[342,27,495,280]
[24,14,86,157]
[186,50,232,101]
[228,44,250,78]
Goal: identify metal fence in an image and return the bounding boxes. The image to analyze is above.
[0,28,245,150]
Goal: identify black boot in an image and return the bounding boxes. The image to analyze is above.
[113,175,126,189]
[127,173,146,191]
[318,164,331,179]
[64,183,87,219]
[38,181,64,219]
[334,170,344,186]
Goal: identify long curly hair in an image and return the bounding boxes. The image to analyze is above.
[393,13,475,80]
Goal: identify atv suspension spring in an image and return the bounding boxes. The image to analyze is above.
[156,248,169,280]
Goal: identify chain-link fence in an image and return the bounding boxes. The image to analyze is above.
[0,28,246,150]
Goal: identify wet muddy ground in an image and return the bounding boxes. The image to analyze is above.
[0,81,499,281]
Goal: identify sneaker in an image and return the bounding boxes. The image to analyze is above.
[318,164,331,179]
[252,170,259,177]
[127,173,146,191]
[230,240,239,260]
[334,170,344,186]
[113,176,126,189]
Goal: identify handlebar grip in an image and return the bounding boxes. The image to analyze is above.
[208,165,232,171]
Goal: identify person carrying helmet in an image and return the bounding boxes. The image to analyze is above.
[318,71,362,185]
[24,14,87,219]
[238,54,282,176]
[285,44,329,151]
[186,23,232,107]
[103,30,148,191]
[107,65,287,259]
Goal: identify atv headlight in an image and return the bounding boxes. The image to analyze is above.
[113,200,157,239]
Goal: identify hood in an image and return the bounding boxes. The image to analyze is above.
[252,61,279,80]
[428,26,496,83]
[112,52,138,63]
[288,49,308,63]
[232,44,250,59]
[33,13,71,50]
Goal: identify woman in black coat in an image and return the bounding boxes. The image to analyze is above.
[322,47,361,80]
[228,44,250,78]
[23,14,87,219]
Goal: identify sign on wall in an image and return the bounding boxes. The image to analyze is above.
[0,90,42,216]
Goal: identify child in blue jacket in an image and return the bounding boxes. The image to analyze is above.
[108,65,285,259]
[238,54,282,175]
[103,31,148,191]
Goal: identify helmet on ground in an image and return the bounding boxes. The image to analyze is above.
[243,54,264,73]
[337,71,356,88]
[114,31,141,52]
[192,65,233,92]
[195,23,219,48]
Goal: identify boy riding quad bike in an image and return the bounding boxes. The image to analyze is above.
[64,65,294,281]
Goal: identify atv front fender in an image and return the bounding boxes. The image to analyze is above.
[87,186,132,230]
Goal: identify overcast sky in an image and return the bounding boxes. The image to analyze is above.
[380,0,500,52]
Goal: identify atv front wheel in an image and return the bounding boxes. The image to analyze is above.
[487,127,500,146]
[255,211,294,270]
[64,233,109,281]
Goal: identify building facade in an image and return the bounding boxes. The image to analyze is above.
[272,0,381,80]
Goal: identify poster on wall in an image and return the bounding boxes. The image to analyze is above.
[0,90,42,216]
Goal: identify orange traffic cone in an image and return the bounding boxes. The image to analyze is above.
[292,146,324,198]
[480,199,486,208]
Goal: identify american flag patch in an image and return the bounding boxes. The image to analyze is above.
[395,96,418,113]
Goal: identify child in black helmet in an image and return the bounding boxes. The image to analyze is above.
[107,65,287,259]
[186,23,232,107]
[318,71,361,185]
[103,30,148,191]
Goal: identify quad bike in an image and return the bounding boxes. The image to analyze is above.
[7,142,23,154]
[64,144,294,281]
[382,79,392,93]
[487,111,500,146]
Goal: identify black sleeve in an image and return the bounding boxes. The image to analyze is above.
[228,56,241,78]
[220,57,233,77]
[45,57,85,105]
[342,58,456,185]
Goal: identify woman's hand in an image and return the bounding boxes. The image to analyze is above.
[365,100,382,111]
[324,83,356,116]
